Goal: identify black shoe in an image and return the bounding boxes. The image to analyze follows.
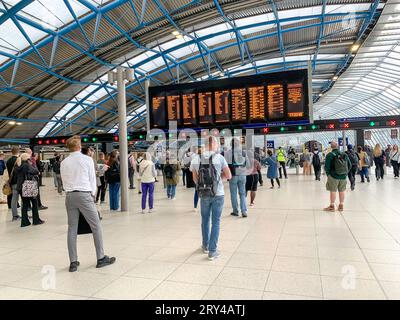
[138,192,142,194]
[230,212,239,217]
[12,216,21,221]
[39,206,48,210]
[242,213,248,218]
[129,187,134,189]
[21,222,31,227]
[96,255,116,268]
[33,220,45,225]
[351,185,355,191]
[69,261,80,272]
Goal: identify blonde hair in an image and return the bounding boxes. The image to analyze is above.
[66,135,81,151]
[16,153,30,166]
[373,144,382,157]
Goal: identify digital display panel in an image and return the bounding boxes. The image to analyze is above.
[287,83,304,118]
[231,88,247,122]
[198,91,213,124]
[151,96,166,127]
[148,69,311,129]
[215,90,230,123]
[248,86,265,121]
[182,93,196,125]
[267,83,284,120]
[167,94,180,121]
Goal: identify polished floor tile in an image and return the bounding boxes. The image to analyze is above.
[1,174,400,300]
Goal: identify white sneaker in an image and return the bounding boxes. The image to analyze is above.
[140,210,145,214]
[201,246,209,254]
[171,198,176,201]
[148,209,154,213]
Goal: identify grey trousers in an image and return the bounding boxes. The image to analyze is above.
[66,192,104,263]
[11,184,19,218]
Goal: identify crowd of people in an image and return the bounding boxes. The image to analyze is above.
[1,137,399,268]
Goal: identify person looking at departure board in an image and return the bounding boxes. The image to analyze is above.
[223,138,250,218]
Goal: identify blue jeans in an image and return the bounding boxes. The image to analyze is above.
[166,184,177,199]
[109,182,120,210]
[360,167,369,182]
[200,196,224,253]
[194,190,199,209]
[229,175,247,214]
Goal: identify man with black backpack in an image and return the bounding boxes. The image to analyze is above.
[345,144,360,191]
[311,144,322,181]
[191,136,232,261]
[324,141,352,212]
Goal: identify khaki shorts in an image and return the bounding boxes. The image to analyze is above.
[326,175,347,192]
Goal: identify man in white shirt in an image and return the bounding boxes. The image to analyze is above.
[61,136,116,272]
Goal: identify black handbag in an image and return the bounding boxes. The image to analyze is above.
[77,210,102,235]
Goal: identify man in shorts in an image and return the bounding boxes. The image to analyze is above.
[324,141,352,212]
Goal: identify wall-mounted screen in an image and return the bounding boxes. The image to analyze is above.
[148,69,311,129]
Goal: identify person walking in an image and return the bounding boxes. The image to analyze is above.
[163,155,180,200]
[15,153,45,227]
[49,153,60,189]
[61,136,115,272]
[324,141,352,212]
[96,152,108,204]
[265,149,281,189]
[6,146,20,220]
[225,138,249,218]
[389,145,400,178]
[303,149,312,175]
[345,144,360,191]
[139,152,157,213]
[246,152,261,207]
[373,144,385,181]
[105,150,121,211]
[311,145,322,181]
[277,147,288,179]
[0,152,7,204]
[385,145,392,169]
[357,146,370,183]
[191,136,232,261]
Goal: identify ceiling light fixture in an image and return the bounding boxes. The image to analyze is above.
[16,122,22,125]
[8,121,16,125]
[332,76,338,81]
[172,31,180,36]
[351,44,360,52]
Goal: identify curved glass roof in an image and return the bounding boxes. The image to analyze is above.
[0,0,392,141]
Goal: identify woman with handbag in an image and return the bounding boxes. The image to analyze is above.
[15,153,44,227]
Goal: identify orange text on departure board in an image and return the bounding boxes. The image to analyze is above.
[248,86,265,120]
[267,84,284,119]
[182,93,196,124]
[167,95,180,120]
[231,88,247,121]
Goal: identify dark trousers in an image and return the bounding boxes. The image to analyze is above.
[313,164,321,180]
[375,163,384,180]
[37,188,43,207]
[258,169,263,185]
[128,168,134,188]
[348,168,357,189]
[141,182,154,210]
[96,176,107,202]
[391,160,399,178]
[182,169,187,186]
[21,196,40,227]
[270,178,280,187]
[278,162,287,178]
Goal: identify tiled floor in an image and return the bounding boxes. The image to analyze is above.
[1,170,400,300]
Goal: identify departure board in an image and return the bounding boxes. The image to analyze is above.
[248,86,265,121]
[151,96,166,127]
[267,84,284,120]
[215,90,230,123]
[198,91,213,124]
[167,95,180,121]
[182,93,196,125]
[287,83,304,118]
[231,88,247,122]
[148,69,311,129]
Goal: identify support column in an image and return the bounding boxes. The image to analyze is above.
[117,67,129,212]
[145,79,150,132]
[342,130,346,151]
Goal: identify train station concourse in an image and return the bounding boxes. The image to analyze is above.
[1,0,400,308]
